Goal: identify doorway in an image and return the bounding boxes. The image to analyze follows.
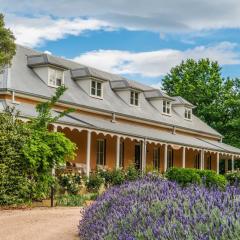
[135,143,141,170]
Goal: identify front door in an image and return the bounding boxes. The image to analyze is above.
[135,144,141,170]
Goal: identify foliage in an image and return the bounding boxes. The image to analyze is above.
[30,86,74,130]
[56,193,97,207]
[196,169,227,189]
[58,172,82,195]
[0,108,31,205]
[165,167,201,186]
[225,170,240,186]
[0,87,76,205]
[0,14,16,67]
[125,165,140,181]
[79,175,240,240]
[98,169,126,186]
[162,59,240,148]
[84,174,104,192]
[98,169,113,187]
[166,168,227,189]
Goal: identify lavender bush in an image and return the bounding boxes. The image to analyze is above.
[79,175,240,240]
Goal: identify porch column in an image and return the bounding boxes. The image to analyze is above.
[216,152,220,174]
[182,146,186,168]
[164,144,168,172]
[231,155,235,171]
[115,135,120,169]
[141,139,147,172]
[200,149,204,170]
[86,130,91,177]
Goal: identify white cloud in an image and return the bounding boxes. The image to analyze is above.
[73,42,240,77]
[5,14,113,47]
[2,0,240,33]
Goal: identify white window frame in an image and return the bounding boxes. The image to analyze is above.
[90,80,103,99]
[48,68,64,88]
[97,139,106,166]
[184,108,192,120]
[162,100,171,115]
[130,90,139,106]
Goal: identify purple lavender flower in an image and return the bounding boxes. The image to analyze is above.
[78,175,240,240]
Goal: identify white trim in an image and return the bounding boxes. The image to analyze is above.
[90,79,103,99]
[162,100,171,115]
[47,67,64,88]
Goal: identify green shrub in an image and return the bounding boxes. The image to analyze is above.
[196,169,227,189]
[85,174,104,192]
[125,165,140,181]
[58,172,82,195]
[166,168,227,189]
[166,168,201,186]
[225,171,240,186]
[110,169,125,185]
[98,169,113,187]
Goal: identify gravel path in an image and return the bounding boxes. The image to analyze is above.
[0,207,82,240]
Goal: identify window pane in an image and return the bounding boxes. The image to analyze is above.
[97,140,105,165]
[49,69,56,85]
[97,82,101,90]
[130,91,134,104]
[91,81,96,95]
[97,89,101,97]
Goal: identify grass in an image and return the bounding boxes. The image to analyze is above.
[55,193,98,207]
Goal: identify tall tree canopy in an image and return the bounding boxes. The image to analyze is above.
[162,59,240,148]
[0,14,16,67]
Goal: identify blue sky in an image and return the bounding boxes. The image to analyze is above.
[1,0,240,87]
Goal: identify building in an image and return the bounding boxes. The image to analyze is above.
[0,45,240,176]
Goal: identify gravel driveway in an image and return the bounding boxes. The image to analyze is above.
[0,207,82,240]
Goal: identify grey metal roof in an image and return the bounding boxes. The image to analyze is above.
[144,89,175,101]
[173,96,195,108]
[3,99,240,154]
[27,54,69,70]
[4,45,222,137]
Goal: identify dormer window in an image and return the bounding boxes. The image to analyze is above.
[91,80,103,98]
[48,68,64,87]
[130,91,139,106]
[163,100,171,115]
[185,108,192,120]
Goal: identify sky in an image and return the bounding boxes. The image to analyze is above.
[1,0,240,87]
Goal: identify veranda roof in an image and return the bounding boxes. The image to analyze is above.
[2,100,240,155]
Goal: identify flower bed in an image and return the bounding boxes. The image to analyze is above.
[79,175,240,240]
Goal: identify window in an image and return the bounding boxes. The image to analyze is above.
[91,80,102,98]
[48,68,64,87]
[206,156,212,170]
[153,147,160,170]
[184,108,192,120]
[119,141,124,168]
[163,100,171,114]
[130,91,139,106]
[167,148,174,169]
[194,153,200,169]
[97,139,106,166]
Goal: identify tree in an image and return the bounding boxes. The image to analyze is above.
[0,108,31,205]
[0,14,16,67]
[23,86,76,200]
[162,59,240,148]
[0,87,76,205]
